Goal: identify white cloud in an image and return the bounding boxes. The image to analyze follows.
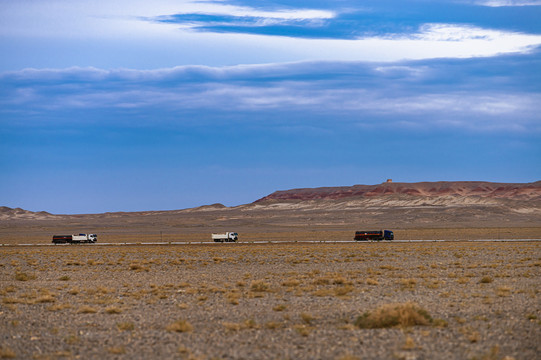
[476,0,541,6]
[0,0,333,39]
[177,3,335,20]
[2,62,539,133]
[2,0,540,67]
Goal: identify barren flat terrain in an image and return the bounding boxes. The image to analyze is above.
[2,181,540,245]
[1,241,540,359]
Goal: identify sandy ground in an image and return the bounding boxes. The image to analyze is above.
[1,241,540,359]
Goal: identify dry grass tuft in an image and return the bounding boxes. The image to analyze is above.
[336,354,360,360]
[117,322,135,331]
[402,336,416,350]
[77,305,98,314]
[250,280,271,292]
[496,286,512,297]
[293,324,313,337]
[108,346,126,355]
[166,319,193,333]
[400,278,417,289]
[35,295,55,303]
[15,272,35,281]
[265,321,283,329]
[282,278,301,287]
[0,346,16,359]
[366,278,379,286]
[479,276,493,284]
[105,306,123,314]
[47,303,71,312]
[222,322,243,331]
[355,303,432,329]
[300,313,314,324]
[334,285,354,297]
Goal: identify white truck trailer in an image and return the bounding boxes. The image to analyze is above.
[211,232,238,242]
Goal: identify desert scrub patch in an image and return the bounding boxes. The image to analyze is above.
[129,263,149,272]
[336,354,360,360]
[225,291,240,305]
[97,286,115,294]
[166,319,193,333]
[0,345,16,358]
[479,276,493,284]
[35,294,55,303]
[293,324,313,337]
[250,280,271,293]
[108,346,126,355]
[105,306,123,314]
[273,304,287,312]
[282,278,301,287]
[399,278,417,289]
[0,285,17,295]
[312,277,331,285]
[67,287,80,295]
[402,336,416,350]
[117,322,135,331]
[334,285,355,297]
[2,297,22,305]
[496,286,512,297]
[15,271,36,281]
[77,305,98,314]
[47,303,71,312]
[425,280,441,289]
[331,276,349,285]
[366,278,379,286]
[355,303,432,329]
[222,320,258,331]
[300,313,314,324]
[265,321,284,329]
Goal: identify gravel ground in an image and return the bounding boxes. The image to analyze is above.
[0,242,539,359]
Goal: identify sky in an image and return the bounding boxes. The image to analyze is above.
[1,0,540,214]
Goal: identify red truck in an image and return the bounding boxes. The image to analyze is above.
[354,230,394,241]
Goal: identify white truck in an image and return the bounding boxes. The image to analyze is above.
[211,232,238,243]
[52,233,97,244]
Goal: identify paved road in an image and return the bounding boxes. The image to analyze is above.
[1,239,540,247]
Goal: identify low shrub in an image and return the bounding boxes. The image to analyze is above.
[15,272,35,281]
[480,276,493,284]
[250,280,270,292]
[355,303,432,329]
[166,319,193,333]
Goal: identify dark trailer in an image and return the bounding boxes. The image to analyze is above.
[354,230,394,241]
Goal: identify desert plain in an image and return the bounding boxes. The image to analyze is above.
[1,242,540,360]
[1,181,540,359]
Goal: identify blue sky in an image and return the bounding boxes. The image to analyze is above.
[1,0,540,214]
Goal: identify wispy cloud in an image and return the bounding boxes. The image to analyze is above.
[476,0,541,6]
[2,56,539,133]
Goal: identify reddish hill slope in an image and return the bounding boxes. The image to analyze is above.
[254,181,541,203]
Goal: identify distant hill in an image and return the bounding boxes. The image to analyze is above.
[0,206,54,220]
[2,181,540,233]
[254,181,541,203]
